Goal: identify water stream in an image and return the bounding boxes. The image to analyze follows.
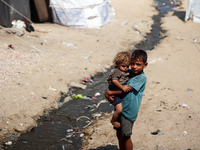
[2,0,175,149]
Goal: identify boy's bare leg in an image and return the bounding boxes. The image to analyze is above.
[117,130,133,150]
[111,103,122,128]
[124,136,133,150]
[117,130,125,150]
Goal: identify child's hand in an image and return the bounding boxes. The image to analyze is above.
[122,85,131,92]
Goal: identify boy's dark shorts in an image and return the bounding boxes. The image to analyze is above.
[108,85,123,106]
[114,114,134,136]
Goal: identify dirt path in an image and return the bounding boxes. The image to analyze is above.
[0,0,155,144]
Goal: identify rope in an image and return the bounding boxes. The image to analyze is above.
[0,0,33,24]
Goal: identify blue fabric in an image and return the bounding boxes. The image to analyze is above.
[121,73,147,122]
[111,95,121,105]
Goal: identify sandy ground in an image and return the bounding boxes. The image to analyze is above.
[0,0,200,149]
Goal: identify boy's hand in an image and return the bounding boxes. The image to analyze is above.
[105,90,114,103]
[122,85,132,92]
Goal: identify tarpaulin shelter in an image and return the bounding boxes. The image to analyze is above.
[0,0,114,28]
[0,0,30,27]
[50,0,115,28]
[185,0,200,23]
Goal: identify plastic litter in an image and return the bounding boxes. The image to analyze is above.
[26,24,34,32]
[66,134,73,138]
[81,78,89,83]
[49,87,57,91]
[95,92,100,97]
[66,129,73,132]
[151,129,160,135]
[8,44,14,49]
[72,94,83,99]
[181,103,190,109]
[11,20,26,29]
[4,141,12,146]
[80,133,84,137]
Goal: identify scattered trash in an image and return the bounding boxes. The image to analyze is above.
[85,100,108,112]
[181,103,190,109]
[90,73,95,79]
[81,78,89,83]
[26,24,34,32]
[42,96,48,99]
[95,92,100,97]
[66,134,73,138]
[81,56,89,59]
[151,129,160,135]
[76,116,93,128]
[4,141,12,146]
[82,96,92,100]
[49,87,57,91]
[42,121,48,127]
[92,97,97,99]
[66,129,73,132]
[12,20,26,29]
[193,39,197,42]
[183,131,187,136]
[187,88,194,91]
[8,44,14,49]
[80,133,84,138]
[72,94,83,99]
[92,113,102,118]
[176,37,183,40]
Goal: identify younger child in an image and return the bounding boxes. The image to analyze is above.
[107,51,131,128]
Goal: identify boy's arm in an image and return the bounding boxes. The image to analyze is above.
[105,85,134,103]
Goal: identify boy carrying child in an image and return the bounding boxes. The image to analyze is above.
[105,49,148,150]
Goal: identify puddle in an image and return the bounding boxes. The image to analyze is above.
[2,0,176,149]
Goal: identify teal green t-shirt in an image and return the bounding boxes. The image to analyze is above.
[121,73,147,122]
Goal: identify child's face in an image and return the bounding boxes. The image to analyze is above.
[117,61,130,72]
[131,59,147,75]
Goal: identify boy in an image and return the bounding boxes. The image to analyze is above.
[105,49,148,150]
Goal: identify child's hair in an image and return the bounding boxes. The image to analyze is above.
[131,49,147,63]
[113,51,131,65]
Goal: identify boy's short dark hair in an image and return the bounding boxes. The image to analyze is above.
[131,49,147,63]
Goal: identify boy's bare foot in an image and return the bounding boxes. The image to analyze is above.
[111,120,121,128]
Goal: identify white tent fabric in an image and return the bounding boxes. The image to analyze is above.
[185,0,200,23]
[50,0,115,28]
[50,0,104,8]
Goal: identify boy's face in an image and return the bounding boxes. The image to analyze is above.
[117,61,130,72]
[131,59,148,75]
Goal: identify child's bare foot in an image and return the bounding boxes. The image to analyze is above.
[111,120,121,128]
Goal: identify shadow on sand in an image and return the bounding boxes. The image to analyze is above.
[173,11,186,22]
[89,144,118,150]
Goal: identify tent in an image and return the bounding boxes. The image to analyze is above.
[50,0,115,28]
[0,0,114,28]
[185,0,200,23]
[0,0,30,27]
